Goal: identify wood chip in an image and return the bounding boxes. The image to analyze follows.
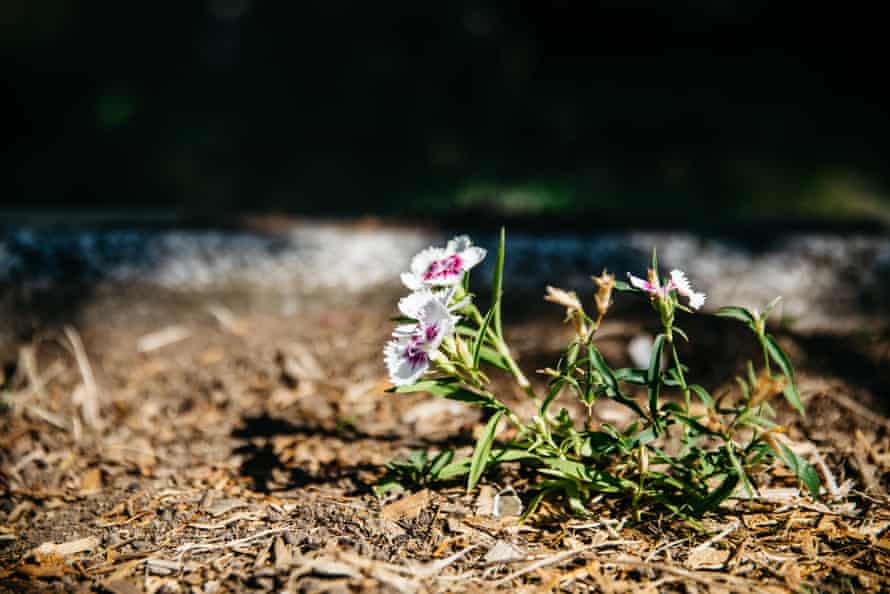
[137,326,192,353]
[274,536,293,571]
[685,546,730,569]
[79,467,103,495]
[33,536,100,557]
[483,540,525,564]
[381,489,430,521]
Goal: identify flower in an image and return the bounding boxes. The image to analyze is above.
[627,268,706,310]
[401,235,487,290]
[385,289,463,386]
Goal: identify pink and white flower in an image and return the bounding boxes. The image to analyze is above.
[384,289,463,386]
[401,235,487,290]
[627,268,707,310]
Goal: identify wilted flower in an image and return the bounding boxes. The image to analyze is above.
[385,289,463,386]
[401,235,487,291]
[545,286,589,339]
[544,286,583,313]
[592,269,615,319]
[627,268,706,310]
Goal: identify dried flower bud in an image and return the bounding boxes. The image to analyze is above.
[592,269,615,318]
[544,286,583,314]
[545,286,589,340]
[536,367,561,378]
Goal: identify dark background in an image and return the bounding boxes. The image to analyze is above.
[3,1,889,228]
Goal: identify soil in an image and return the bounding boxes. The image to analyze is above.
[1,282,889,593]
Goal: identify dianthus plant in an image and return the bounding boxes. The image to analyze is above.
[379,230,820,522]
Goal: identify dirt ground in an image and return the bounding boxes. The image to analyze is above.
[1,285,890,593]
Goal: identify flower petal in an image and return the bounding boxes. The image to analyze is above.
[446,235,473,253]
[688,291,707,310]
[459,246,487,270]
[669,269,693,297]
[384,339,429,386]
[628,273,654,293]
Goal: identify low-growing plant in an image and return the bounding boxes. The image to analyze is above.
[378,230,819,522]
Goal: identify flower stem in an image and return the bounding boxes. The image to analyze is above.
[670,339,691,441]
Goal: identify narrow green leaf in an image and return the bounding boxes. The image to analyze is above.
[477,346,510,371]
[472,306,496,368]
[725,445,755,498]
[777,442,820,500]
[467,409,505,492]
[614,367,647,384]
[390,380,503,409]
[429,449,454,479]
[761,296,782,320]
[651,246,658,274]
[696,473,739,514]
[648,334,666,422]
[765,334,794,379]
[613,280,633,291]
[492,227,506,339]
[715,306,756,326]
[437,447,535,480]
[689,384,715,407]
[590,347,618,393]
[782,382,804,416]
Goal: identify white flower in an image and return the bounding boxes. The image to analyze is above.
[385,289,463,386]
[669,269,707,310]
[401,235,487,290]
[627,268,707,310]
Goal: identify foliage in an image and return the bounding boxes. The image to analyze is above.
[379,231,820,521]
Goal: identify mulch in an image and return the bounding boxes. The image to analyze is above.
[1,289,889,593]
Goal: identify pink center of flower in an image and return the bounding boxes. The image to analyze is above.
[423,324,440,342]
[422,254,463,281]
[403,344,428,370]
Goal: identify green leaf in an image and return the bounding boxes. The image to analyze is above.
[613,280,633,291]
[492,227,506,339]
[390,380,503,409]
[715,306,756,326]
[477,346,510,371]
[776,442,820,500]
[765,334,794,379]
[590,348,618,394]
[429,449,454,479]
[782,382,804,416]
[614,368,648,385]
[696,473,739,514]
[372,477,406,498]
[472,306,496,369]
[725,445,755,498]
[673,327,689,342]
[761,296,782,320]
[467,409,505,492]
[689,384,715,407]
[648,334,666,423]
[651,246,658,274]
[437,447,535,480]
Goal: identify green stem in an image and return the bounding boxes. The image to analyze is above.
[760,335,772,376]
[670,340,692,442]
[468,303,538,401]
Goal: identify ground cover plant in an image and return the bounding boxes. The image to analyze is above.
[380,231,820,524]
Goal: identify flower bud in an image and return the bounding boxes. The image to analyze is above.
[592,269,615,319]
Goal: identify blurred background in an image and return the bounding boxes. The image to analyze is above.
[3,1,890,229]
